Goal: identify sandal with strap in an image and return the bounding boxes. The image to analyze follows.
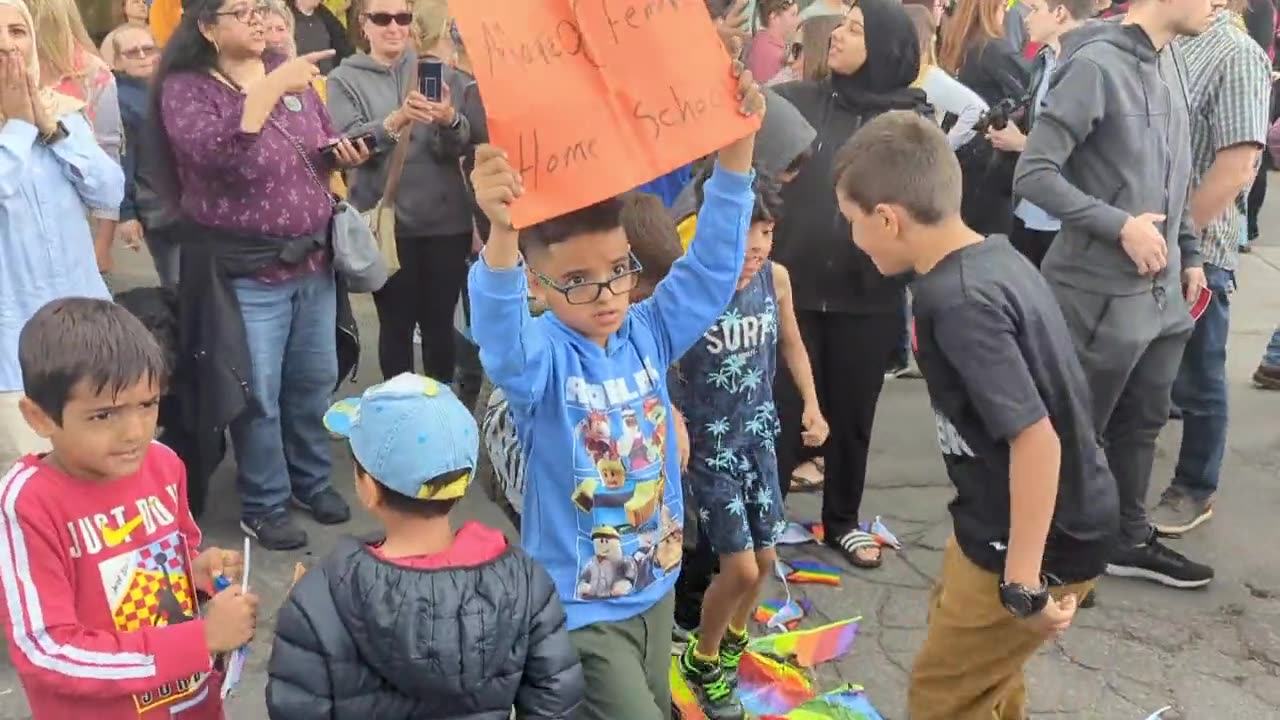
[829,529,882,569]
[790,459,824,493]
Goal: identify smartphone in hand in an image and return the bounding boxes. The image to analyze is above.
[320,131,377,160]
[420,58,444,102]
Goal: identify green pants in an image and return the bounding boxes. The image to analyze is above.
[570,591,675,720]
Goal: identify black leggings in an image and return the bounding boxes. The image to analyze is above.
[372,232,472,382]
[777,309,899,537]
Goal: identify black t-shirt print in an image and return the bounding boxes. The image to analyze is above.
[910,236,1118,583]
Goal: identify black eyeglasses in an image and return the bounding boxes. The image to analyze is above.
[532,254,645,305]
[364,12,413,26]
[216,3,266,23]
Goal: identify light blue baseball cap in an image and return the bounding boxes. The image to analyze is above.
[324,373,479,501]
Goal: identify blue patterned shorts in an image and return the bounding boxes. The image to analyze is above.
[686,447,786,555]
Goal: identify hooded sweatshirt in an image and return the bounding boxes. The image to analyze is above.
[669,87,816,240]
[468,164,754,631]
[1014,20,1202,296]
[266,526,584,719]
[327,51,479,238]
[771,0,933,315]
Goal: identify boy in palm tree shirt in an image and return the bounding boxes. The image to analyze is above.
[673,177,827,720]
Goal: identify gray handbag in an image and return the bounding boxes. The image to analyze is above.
[270,116,389,293]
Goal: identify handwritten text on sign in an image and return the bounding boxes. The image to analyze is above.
[453,0,760,229]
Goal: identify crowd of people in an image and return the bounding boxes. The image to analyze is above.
[0,0,1276,718]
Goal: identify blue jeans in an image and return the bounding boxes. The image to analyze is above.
[1263,327,1280,369]
[228,268,338,520]
[1171,264,1233,500]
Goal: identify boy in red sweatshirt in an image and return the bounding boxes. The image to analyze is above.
[0,298,257,719]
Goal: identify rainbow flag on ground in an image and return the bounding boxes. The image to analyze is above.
[754,598,812,630]
[761,685,884,719]
[750,617,861,668]
[779,559,842,586]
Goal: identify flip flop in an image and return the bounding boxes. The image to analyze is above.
[829,530,882,569]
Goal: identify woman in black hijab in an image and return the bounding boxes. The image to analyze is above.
[772,0,932,570]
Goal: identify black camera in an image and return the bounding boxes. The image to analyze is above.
[974,96,1028,135]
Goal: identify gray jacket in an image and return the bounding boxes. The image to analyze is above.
[1014,20,1202,296]
[668,87,816,222]
[327,51,481,238]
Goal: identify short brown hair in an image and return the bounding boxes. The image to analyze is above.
[1045,0,1097,20]
[833,111,962,225]
[19,298,168,425]
[619,192,682,288]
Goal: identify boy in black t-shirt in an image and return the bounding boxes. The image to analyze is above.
[832,111,1119,720]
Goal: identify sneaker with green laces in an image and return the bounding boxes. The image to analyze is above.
[720,629,749,688]
[679,641,744,720]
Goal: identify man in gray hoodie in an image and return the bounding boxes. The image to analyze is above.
[1014,0,1218,590]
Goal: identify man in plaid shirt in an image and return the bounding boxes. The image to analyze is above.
[1151,0,1272,536]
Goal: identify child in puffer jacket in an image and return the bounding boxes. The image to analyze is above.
[266,373,584,719]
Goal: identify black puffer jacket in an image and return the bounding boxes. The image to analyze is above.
[266,534,584,719]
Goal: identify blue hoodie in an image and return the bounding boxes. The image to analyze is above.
[469,165,753,631]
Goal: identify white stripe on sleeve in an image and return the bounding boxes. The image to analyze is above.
[0,463,156,679]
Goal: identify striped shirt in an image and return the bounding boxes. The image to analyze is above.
[1181,10,1272,271]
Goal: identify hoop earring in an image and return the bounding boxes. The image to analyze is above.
[211,38,221,55]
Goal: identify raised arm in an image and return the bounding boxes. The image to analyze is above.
[468,145,552,409]
[634,66,763,365]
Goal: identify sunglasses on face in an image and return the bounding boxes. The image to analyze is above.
[121,43,159,60]
[364,12,413,27]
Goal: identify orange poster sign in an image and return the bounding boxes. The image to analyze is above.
[453,0,761,229]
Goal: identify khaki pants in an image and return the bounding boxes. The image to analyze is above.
[570,590,674,720]
[908,537,1096,720]
[0,392,48,471]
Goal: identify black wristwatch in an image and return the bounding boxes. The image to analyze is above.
[999,578,1050,618]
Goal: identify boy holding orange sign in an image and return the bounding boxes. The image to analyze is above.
[467,60,765,720]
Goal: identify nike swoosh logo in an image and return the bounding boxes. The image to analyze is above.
[102,515,145,548]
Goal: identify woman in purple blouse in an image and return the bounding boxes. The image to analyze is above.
[153,0,368,551]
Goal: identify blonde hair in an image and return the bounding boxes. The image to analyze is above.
[30,0,99,82]
[264,0,298,56]
[0,0,82,117]
[938,0,1006,75]
[799,14,841,82]
[411,0,449,54]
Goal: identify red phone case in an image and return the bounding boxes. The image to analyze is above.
[1189,286,1212,321]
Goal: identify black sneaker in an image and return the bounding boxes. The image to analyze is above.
[679,640,744,720]
[1105,533,1214,589]
[241,512,308,551]
[292,488,351,525]
[671,626,691,656]
[720,629,748,689]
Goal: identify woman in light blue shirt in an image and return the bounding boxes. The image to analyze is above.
[0,0,124,467]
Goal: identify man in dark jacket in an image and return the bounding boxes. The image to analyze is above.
[110,25,181,289]
[267,374,584,719]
